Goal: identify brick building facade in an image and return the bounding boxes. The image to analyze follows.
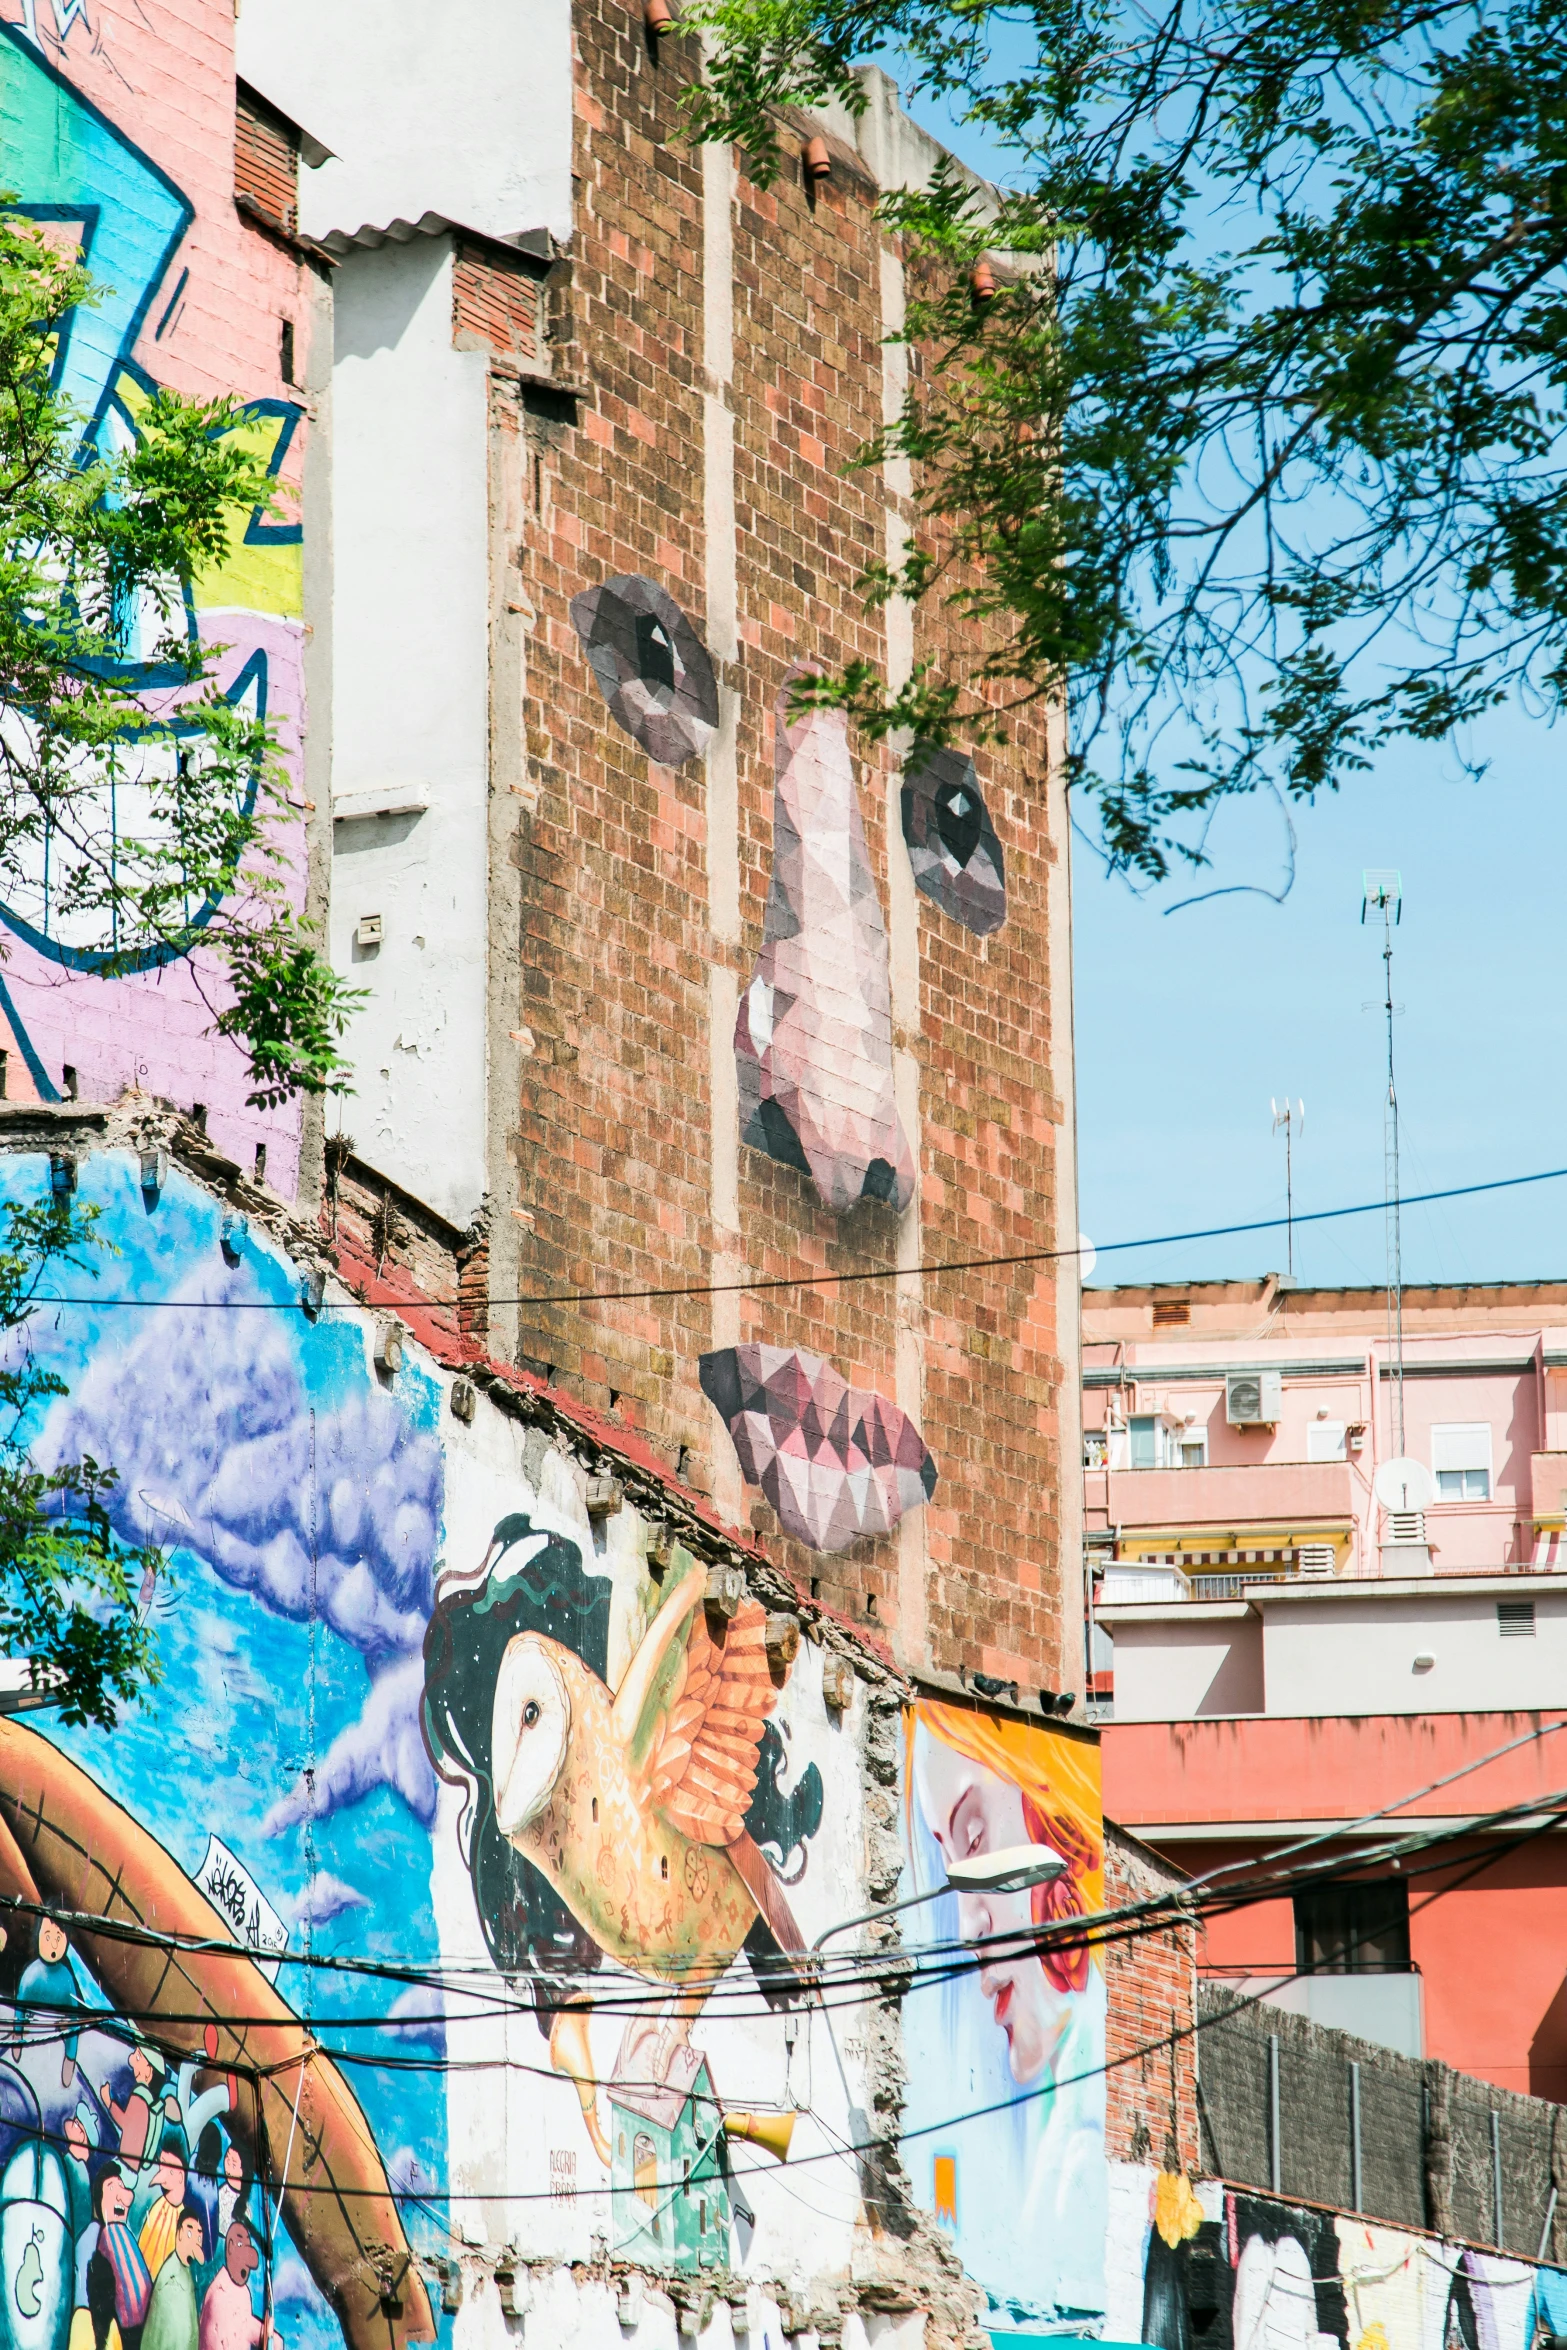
[242,0,1081,1695]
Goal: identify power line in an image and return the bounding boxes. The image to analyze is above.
[26,1160,1567,1314]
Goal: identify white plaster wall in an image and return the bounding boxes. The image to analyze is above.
[236,0,573,243]
[1259,1585,1567,1715]
[1105,1611,1264,1720]
[327,237,489,1224]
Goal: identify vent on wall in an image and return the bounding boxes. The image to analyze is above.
[1153,1298,1190,1327]
[1498,1599,1536,1637]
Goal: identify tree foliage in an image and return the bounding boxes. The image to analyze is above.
[0,206,355,1093]
[681,0,1567,874]
[0,1194,161,1729]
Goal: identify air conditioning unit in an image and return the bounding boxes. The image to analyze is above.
[1227,1369,1282,1427]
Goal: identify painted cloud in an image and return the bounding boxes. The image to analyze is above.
[38,1261,442,1825]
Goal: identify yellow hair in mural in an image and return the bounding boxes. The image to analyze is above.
[908,1699,1105,1984]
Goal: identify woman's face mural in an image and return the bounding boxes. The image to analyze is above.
[901,1701,1108,2333]
[916,1733,1074,2086]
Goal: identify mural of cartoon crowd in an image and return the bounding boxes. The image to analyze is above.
[1110,2175,1567,2350]
[0,9,309,1189]
[900,1704,1108,2339]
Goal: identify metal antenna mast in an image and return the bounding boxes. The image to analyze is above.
[1270,1097,1305,1277]
[1362,871,1405,1455]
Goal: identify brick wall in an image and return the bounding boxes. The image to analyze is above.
[453,239,541,362]
[1105,1824,1199,2169]
[496,0,1071,1683]
[234,80,299,239]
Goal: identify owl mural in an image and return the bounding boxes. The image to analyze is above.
[421,1515,824,2253]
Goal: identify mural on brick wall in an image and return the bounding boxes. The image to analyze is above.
[698,1344,935,1554]
[0,1149,444,2350]
[735,677,914,1218]
[899,746,1006,937]
[1110,2171,1567,2350]
[568,577,718,768]
[900,1702,1107,2335]
[0,17,308,1189]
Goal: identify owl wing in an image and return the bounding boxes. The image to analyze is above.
[610,1559,778,1847]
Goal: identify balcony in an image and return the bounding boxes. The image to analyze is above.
[1104,1458,1355,1536]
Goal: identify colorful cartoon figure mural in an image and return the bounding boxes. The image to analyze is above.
[0,18,308,1186]
[900,1703,1107,2334]
[421,1522,829,2273]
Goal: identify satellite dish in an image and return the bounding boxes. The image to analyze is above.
[1077,1233,1097,1281]
[1375,1456,1434,1512]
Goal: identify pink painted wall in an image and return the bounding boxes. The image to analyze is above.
[0,0,314,1194]
[1105,1714,1567,2097]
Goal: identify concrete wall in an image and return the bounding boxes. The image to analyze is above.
[236,0,574,243]
[325,235,491,1226]
[1260,1580,1567,1715]
[1107,1607,1263,1720]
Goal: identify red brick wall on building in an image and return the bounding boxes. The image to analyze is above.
[1105,1823,1199,2169]
[234,82,299,239]
[497,0,1071,1684]
[454,242,541,363]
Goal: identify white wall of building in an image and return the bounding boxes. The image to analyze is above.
[1106,1606,1263,1720]
[1257,1577,1567,1716]
[236,0,574,242]
[327,236,490,1225]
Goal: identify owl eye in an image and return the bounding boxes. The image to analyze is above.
[522,1701,541,1728]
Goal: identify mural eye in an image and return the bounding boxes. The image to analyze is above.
[568,574,719,767]
[900,743,1007,935]
[522,1700,540,1728]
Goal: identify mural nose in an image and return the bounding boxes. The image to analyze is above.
[735,680,915,1215]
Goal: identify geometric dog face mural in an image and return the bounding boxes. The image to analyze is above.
[699,1344,936,1554]
[569,575,719,767]
[735,679,915,1215]
[900,745,1006,936]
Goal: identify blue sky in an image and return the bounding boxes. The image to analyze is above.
[884,79,1567,1291]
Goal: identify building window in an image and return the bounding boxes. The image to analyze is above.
[1295,1879,1410,1974]
[1178,1435,1207,1468]
[1432,1422,1492,1501]
[1084,1431,1108,1469]
[1129,1415,1159,1468]
[1306,1421,1346,1462]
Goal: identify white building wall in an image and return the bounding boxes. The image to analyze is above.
[1258,1579,1567,1715]
[327,235,490,1224]
[236,0,574,243]
[1106,1607,1264,1720]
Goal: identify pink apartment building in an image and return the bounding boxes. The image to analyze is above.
[1086,1277,1567,2099]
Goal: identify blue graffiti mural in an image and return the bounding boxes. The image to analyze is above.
[0,1153,449,2350]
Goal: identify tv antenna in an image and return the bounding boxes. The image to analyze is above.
[1361,870,1405,1454]
[1270,1098,1304,1277]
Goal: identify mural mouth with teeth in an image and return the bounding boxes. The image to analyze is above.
[699,1343,936,1554]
